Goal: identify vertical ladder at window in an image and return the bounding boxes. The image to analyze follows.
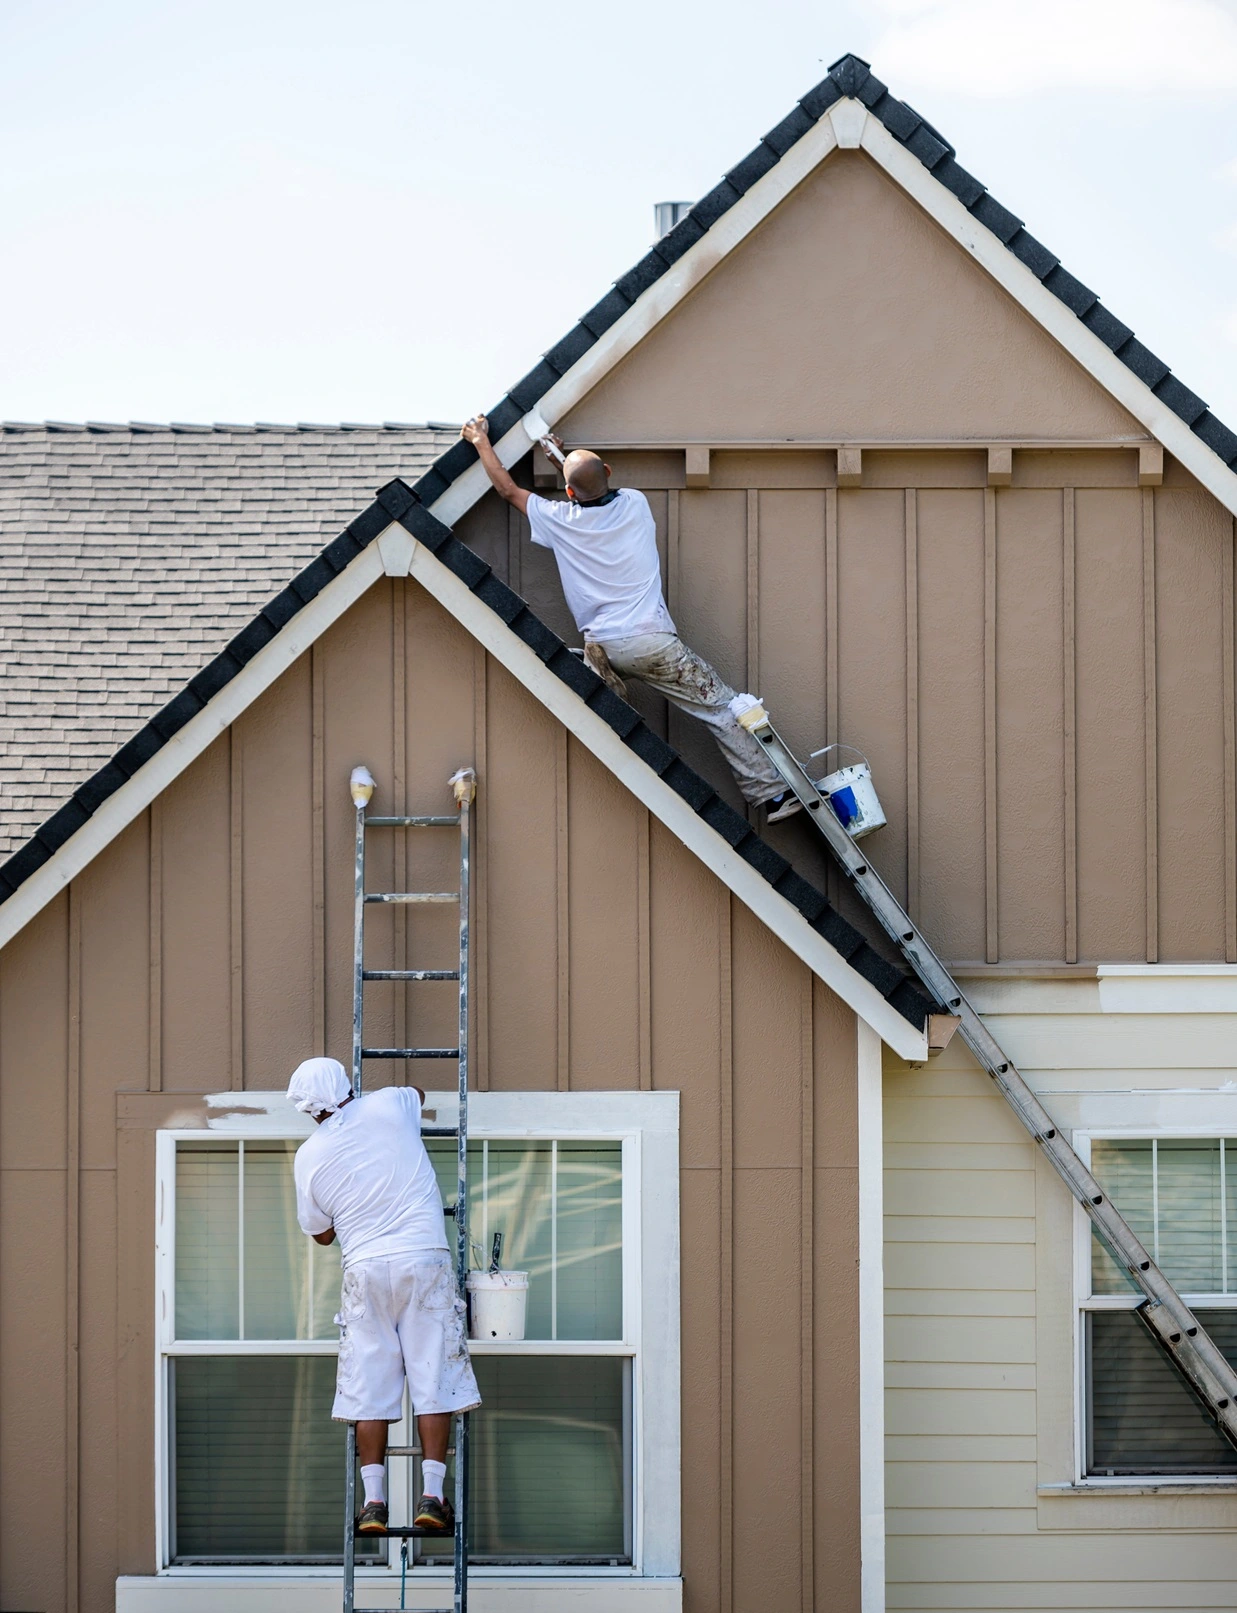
[342,764,476,1613]
[736,701,1237,1453]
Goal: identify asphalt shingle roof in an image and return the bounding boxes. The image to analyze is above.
[0,422,457,854]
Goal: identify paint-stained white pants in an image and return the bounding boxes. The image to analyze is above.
[596,632,784,806]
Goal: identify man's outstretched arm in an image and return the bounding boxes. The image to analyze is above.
[461,415,532,515]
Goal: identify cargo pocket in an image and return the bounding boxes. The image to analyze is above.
[339,1265,368,1324]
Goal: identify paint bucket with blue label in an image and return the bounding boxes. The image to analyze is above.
[810,745,887,839]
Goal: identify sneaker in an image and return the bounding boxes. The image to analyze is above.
[414,1492,455,1534]
[356,1500,389,1534]
[765,791,803,823]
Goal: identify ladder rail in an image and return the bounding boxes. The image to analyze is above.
[744,708,1237,1450]
[344,768,476,1613]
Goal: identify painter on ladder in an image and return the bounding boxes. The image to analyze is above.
[461,415,801,822]
[287,1056,480,1536]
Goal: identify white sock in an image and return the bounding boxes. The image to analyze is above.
[361,1464,385,1506]
[422,1458,447,1501]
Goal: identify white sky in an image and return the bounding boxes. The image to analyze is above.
[4,0,1237,430]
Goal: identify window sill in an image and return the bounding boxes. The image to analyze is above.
[117,1572,683,1612]
[1040,1480,1237,1496]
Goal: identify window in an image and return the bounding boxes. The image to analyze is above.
[154,1091,679,1583]
[1080,1135,1237,1478]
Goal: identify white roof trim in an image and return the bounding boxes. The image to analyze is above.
[0,521,927,1057]
[430,98,1237,532]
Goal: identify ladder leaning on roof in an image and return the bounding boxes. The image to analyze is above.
[342,763,476,1613]
[736,701,1237,1453]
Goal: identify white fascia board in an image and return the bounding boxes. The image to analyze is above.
[856,1019,886,1613]
[0,543,387,952]
[856,113,1237,518]
[407,539,928,1060]
[429,118,840,528]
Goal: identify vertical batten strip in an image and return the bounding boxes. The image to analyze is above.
[637,813,652,1090]
[904,489,920,923]
[229,727,244,1088]
[745,489,760,825]
[1224,517,1237,962]
[825,490,840,908]
[718,886,735,1613]
[392,583,408,1066]
[556,729,570,1091]
[311,646,326,1053]
[798,970,815,1613]
[984,487,999,963]
[148,799,163,1091]
[473,641,490,1089]
[1063,489,1078,964]
[1143,489,1159,963]
[66,887,81,1613]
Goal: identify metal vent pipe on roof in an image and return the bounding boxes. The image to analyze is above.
[654,201,694,239]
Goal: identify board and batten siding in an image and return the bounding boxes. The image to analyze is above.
[884,978,1237,1612]
[0,575,864,1613]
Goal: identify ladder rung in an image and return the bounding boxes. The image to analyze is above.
[385,1445,457,1456]
[355,1525,460,1539]
[363,969,460,981]
[362,1048,460,1059]
[364,892,458,904]
[365,815,459,826]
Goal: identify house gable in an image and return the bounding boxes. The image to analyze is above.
[562,151,1142,445]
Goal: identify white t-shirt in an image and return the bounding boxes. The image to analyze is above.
[294,1086,447,1268]
[526,488,675,642]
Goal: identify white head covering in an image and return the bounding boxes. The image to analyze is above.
[287,1056,352,1117]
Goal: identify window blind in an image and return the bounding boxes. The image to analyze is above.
[171,1355,381,1562]
[1087,1309,1237,1474]
[418,1356,630,1564]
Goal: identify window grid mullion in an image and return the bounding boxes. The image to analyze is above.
[1222,1138,1229,1297]
[237,1138,245,1342]
[551,1139,559,1342]
[1152,1137,1160,1268]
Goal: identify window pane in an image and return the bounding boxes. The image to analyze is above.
[1091,1139,1230,1295]
[418,1355,630,1564]
[176,1142,239,1339]
[1087,1308,1237,1475]
[428,1140,623,1340]
[243,1141,341,1340]
[171,1355,381,1562]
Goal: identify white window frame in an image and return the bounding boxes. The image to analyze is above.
[1073,1127,1237,1488]
[148,1088,680,1606]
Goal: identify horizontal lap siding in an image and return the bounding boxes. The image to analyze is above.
[0,576,863,1612]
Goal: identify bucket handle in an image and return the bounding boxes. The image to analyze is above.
[808,742,870,771]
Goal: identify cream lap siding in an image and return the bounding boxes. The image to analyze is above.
[883,977,1237,1613]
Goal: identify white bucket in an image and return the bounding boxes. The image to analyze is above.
[811,745,887,840]
[466,1270,529,1341]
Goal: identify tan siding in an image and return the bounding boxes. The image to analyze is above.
[0,576,864,1610]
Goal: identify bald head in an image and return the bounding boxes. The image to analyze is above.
[563,449,610,502]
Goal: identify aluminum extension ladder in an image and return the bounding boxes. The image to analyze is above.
[342,764,476,1613]
[738,703,1237,1451]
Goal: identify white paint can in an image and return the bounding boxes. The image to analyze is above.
[466,1270,530,1340]
[811,745,887,840]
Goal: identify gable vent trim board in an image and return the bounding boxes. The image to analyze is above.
[428,114,842,528]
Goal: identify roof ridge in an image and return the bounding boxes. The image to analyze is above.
[0,475,936,1033]
[0,420,462,435]
[402,50,1237,511]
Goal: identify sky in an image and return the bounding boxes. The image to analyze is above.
[3,0,1237,429]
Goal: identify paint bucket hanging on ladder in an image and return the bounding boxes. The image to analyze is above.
[810,744,887,839]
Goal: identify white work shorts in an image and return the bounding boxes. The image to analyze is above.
[332,1251,482,1423]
